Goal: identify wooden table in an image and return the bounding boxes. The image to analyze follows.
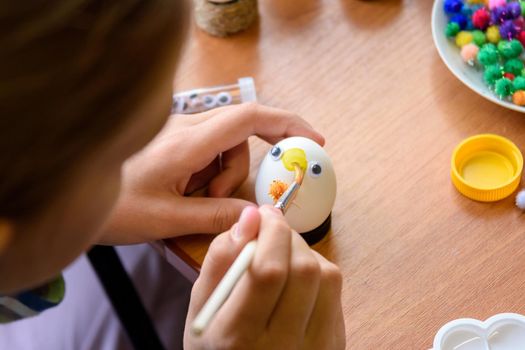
[162,1,525,348]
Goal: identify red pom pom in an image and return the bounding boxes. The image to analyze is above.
[504,72,516,80]
[517,31,525,47]
[472,8,490,30]
[515,18,525,32]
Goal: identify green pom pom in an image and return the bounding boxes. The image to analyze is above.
[483,43,497,51]
[504,59,524,75]
[511,39,524,56]
[484,65,503,85]
[495,78,515,97]
[499,40,524,58]
[521,1,525,16]
[514,76,525,90]
[478,45,500,66]
[445,22,460,37]
[498,40,515,58]
[472,30,486,47]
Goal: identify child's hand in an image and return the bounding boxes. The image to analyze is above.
[100,103,325,244]
[184,206,345,350]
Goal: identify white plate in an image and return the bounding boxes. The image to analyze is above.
[431,0,525,113]
[432,313,525,350]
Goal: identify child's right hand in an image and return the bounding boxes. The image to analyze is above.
[184,205,346,350]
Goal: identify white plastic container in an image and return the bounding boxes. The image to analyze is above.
[172,77,257,114]
[432,313,525,350]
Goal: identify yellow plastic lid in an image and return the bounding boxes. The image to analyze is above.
[451,134,523,202]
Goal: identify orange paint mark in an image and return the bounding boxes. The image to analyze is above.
[269,180,289,203]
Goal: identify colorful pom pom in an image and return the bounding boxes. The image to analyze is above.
[504,58,524,75]
[495,77,515,96]
[477,43,500,65]
[461,43,480,62]
[491,6,505,24]
[508,2,522,19]
[517,30,525,47]
[514,17,525,32]
[444,0,464,14]
[513,90,525,105]
[446,22,461,37]
[511,38,524,54]
[473,8,491,29]
[486,25,502,43]
[489,0,507,10]
[484,65,503,84]
[513,76,525,90]
[500,20,519,39]
[456,31,474,47]
[447,22,462,37]
[472,30,487,45]
[498,39,524,58]
[450,14,469,30]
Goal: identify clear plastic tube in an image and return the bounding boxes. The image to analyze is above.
[172,77,257,114]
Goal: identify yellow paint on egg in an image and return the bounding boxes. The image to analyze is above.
[486,26,501,44]
[281,148,307,171]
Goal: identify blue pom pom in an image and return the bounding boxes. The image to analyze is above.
[466,19,475,30]
[450,13,468,30]
[461,5,473,17]
[444,0,464,14]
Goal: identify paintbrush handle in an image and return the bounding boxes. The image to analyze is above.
[191,191,295,335]
[191,240,258,335]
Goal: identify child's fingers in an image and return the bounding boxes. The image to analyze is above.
[165,196,256,234]
[208,141,250,198]
[186,104,325,167]
[303,250,345,350]
[266,232,321,339]
[214,205,292,335]
[185,156,221,194]
[187,207,260,320]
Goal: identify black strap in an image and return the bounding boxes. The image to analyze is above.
[87,245,165,350]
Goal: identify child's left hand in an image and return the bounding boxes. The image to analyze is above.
[99,103,324,244]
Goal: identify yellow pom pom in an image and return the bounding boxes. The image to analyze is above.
[467,0,486,4]
[456,31,473,47]
[486,26,501,44]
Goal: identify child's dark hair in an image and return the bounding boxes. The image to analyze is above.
[0,0,187,219]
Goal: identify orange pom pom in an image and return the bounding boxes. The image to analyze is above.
[512,90,525,106]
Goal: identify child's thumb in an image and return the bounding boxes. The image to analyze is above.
[187,206,260,319]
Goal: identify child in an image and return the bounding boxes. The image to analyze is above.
[0,1,345,349]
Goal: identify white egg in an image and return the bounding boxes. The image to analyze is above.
[255,136,337,233]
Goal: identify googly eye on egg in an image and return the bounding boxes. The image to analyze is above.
[255,136,337,234]
[308,161,322,178]
[270,145,283,160]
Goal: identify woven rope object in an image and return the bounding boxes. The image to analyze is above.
[194,0,258,37]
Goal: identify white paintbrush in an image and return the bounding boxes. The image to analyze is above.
[191,163,304,336]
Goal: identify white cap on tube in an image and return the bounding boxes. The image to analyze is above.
[238,77,257,103]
